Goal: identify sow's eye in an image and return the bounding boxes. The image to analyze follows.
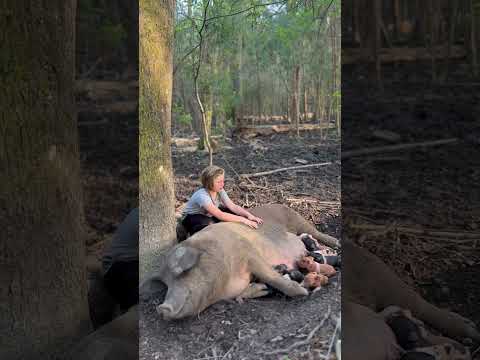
[167,246,201,276]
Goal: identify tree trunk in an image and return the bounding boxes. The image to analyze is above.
[199,36,213,153]
[255,47,263,117]
[291,65,301,136]
[233,31,244,126]
[374,0,383,90]
[303,70,308,121]
[188,97,202,134]
[1,2,91,359]
[471,0,479,76]
[139,0,177,279]
[394,0,401,41]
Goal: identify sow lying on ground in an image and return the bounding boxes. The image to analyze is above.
[142,204,340,320]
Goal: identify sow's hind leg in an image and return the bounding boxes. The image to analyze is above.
[248,255,308,297]
[250,204,340,249]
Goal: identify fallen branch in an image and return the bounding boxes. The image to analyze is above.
[341,138,458,159]
[349,223,480,239]
[260,306,332,356]
[342,45,467,64]
[286,198,340,206]
[323,316,341,360]
[240,162,335,178]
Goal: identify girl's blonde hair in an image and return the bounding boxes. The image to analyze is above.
[200,165,225,190]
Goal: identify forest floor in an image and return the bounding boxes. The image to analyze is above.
[342,60,480,343]
[140,130,341,360]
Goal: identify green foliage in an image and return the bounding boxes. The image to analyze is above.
[172,0,341,132]
[173,102,193,127]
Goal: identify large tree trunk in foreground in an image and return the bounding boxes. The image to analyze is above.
[0,2,91,359]
[139,0,177,279]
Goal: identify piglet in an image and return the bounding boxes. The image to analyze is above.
[297,256,337,277]
[303,272,328,290]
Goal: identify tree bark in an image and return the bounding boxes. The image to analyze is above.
[139,0,177,279]
[471,0,479,76]
[1,2,91,359]
[232,31,244,125]
[394,0,401,41]
[291,65,301,136]
[374,0,383,90]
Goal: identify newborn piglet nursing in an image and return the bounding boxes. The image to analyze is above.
[300,233,321,251]
[297,256,337,277]
[300,233,341,267]
[269,234,339,292]
[303,272,329,290]
[272,264,305,282]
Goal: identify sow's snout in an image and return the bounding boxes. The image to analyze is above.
[156,285,191,320]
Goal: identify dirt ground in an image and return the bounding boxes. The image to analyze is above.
[342,60,480,342]
[140,130,341,360]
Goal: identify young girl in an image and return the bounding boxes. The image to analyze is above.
[181,165,263,235]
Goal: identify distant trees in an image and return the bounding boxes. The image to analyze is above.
[172,0,341,137]
[342,0,480,83]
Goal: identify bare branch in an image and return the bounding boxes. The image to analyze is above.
[205,1,287,23]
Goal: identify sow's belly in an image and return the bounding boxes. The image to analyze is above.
[222,234,307,299]
[267,232,307,269]
[222,263,251,299]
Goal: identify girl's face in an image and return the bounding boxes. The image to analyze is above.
[212,174,225,192]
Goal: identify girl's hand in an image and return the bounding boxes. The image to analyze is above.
[247,214,263,224]
[242,218,259,229]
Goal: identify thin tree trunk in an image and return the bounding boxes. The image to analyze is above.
[255,47,263,117]
[291,65,301,137]
[428,0,438,82]
[303,71,308,121]
[198,34,213,153]
[442,0,459,82]
[194,1,213,165]
[233,30,244,126]
[394,0,401,41]
[139,0,177,279]
[374,0,383,91]
[1,2,91,358]
[471,0,479,76]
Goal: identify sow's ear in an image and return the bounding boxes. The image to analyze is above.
[167,245,201,276]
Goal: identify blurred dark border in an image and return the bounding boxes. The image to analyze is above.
[342,0,480,357]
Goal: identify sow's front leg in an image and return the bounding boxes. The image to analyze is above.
[248,255,308,297]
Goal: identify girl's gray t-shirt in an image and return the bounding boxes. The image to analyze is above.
[182,188,230,217]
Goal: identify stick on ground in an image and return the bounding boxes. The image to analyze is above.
[341,138,458,159]
[260,306,332,356]
[240,162,334,178]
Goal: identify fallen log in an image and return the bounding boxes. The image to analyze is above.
[341,138,458,159]
[234,123,334,137]
[342,45,466,65]
[171,135,223,147]
[349,223,480,240]
[240,162,334,178]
